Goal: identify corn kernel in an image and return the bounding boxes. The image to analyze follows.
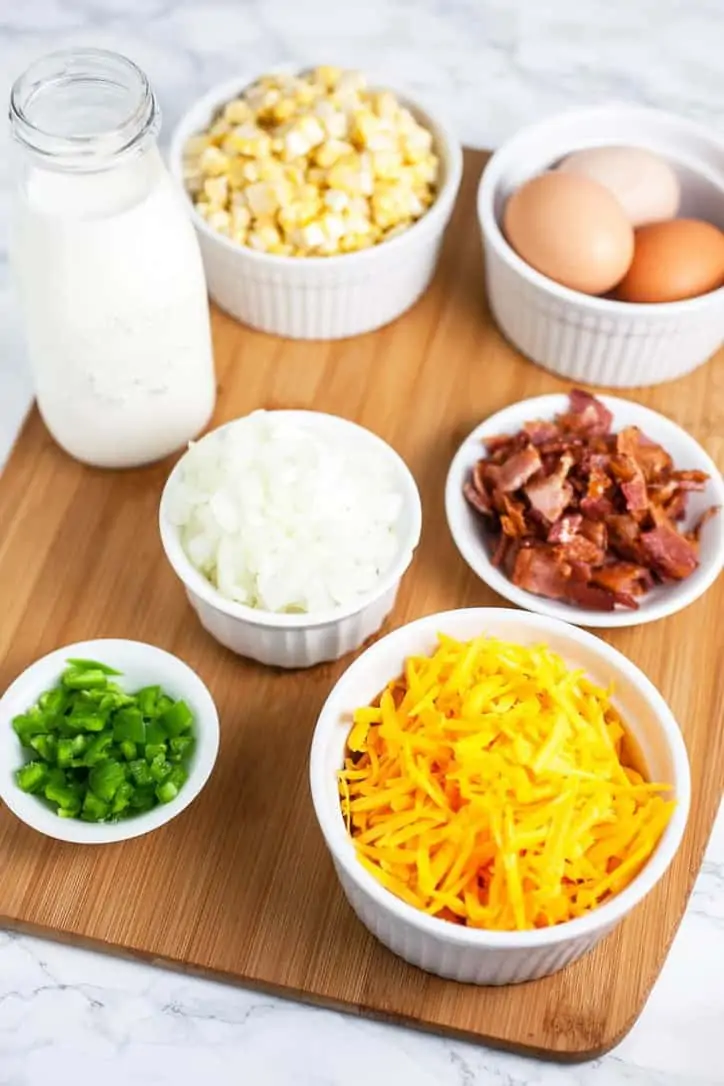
[248,222,282,251]
[313,138,354,169]
[207,209,231,235]
[203,175,229,207]
[184,66,437,257]
[226,123,272,158]
[231,205,252,233]
[245,181,279,217]
[208,118,231,143]
[223,98,252,125]
[314,66,342,89]
[199,146,229,177]
[183,134,211,159]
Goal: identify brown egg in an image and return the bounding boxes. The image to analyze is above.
[503,172,634,295]
[614,219,724,303]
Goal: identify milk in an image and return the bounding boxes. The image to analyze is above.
[12,145,216,468]
[9,45,218,470]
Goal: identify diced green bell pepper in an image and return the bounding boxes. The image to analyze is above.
[112,707,146,745]
[62,668,110,691]
[169,736,195,763]
[149,754,172,784]
[83,732,114,766]
[129,786,156,812]
[156,765,188,805]
[29,733,58,763]
[45,778,83,816]
[66,658,121,675]
[129,759,152,787]
[145,742,167,763]
[89,760,128,802]
[159,700,194,737]
[118,739,137,761]
[81,791,110,822]
[15,761,49,794]
[136,685,161,717]
[111,781,134,816]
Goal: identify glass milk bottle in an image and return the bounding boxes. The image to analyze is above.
[9,48,216,468]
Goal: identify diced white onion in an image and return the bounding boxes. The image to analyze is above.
[168,412,403,614]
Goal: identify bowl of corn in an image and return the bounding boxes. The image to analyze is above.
[309,607,690,985]
[169,66,463,339]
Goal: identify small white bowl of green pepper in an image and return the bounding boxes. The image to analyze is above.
[0,639,219,844]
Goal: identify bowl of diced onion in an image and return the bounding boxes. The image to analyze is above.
[309,607,690,986]
[168,66,463,339]
[159,410,422,669]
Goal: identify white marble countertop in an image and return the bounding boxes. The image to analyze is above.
[1,2,723,1083]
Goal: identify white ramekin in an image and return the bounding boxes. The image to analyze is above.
[168,73,463,340]
[159,411,422,669]
[310,608,690,986]
[0,639,220,845]
[478,105,724,388]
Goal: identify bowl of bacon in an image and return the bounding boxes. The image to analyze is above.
[445,389,724,627]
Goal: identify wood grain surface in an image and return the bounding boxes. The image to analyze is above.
[1,150,723,1061]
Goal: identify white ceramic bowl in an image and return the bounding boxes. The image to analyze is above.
[478,105,724,388]
[0,639,219,845]
[168,72,463,340]
[445,393,724,628]
[159,410,422,669]
[309,607,690,985]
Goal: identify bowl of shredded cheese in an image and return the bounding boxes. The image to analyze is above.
[168,66,462,339]
[309,607,690,985]
[159,410,422,669]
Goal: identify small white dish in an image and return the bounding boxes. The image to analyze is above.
[0,639,220,845]
[309,607,690,985]
[445,393,724,628]
[169,71,463,340]
[159,410,422,669]
[478,105,724,387]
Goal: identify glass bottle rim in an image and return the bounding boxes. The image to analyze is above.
[9,47,159,171]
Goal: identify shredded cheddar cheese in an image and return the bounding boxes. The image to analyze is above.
[338,635,674,931]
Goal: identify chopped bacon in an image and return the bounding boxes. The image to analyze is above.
[524,453,574,523]
[671,470,709,492]
[591,562,654,597]
[610,454,648,514]
[559,389,613,436]
[512,546,570,601]
[496,445,542,492]
[640,523,700,580]
[564,581,618,611]
[616,426,673,481]
[548,514,582,544]
[490,533,511,568]
[462,390,716,613]
[559,534,606,566]
[580,518,608,551]
[463,480,492,516]
[523,419,559,445]
[500,495,528,538]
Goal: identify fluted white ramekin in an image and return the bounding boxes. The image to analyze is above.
[478,105,724,388]
[168,73,463,340]
[310,608,690,985]
[159,411,422,669]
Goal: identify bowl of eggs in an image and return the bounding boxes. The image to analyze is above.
[478,105,724,387]
[169,66,463,340]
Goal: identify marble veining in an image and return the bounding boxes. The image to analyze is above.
[1,1,724,1083]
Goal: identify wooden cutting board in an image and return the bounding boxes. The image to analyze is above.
[1,150,723,1062]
